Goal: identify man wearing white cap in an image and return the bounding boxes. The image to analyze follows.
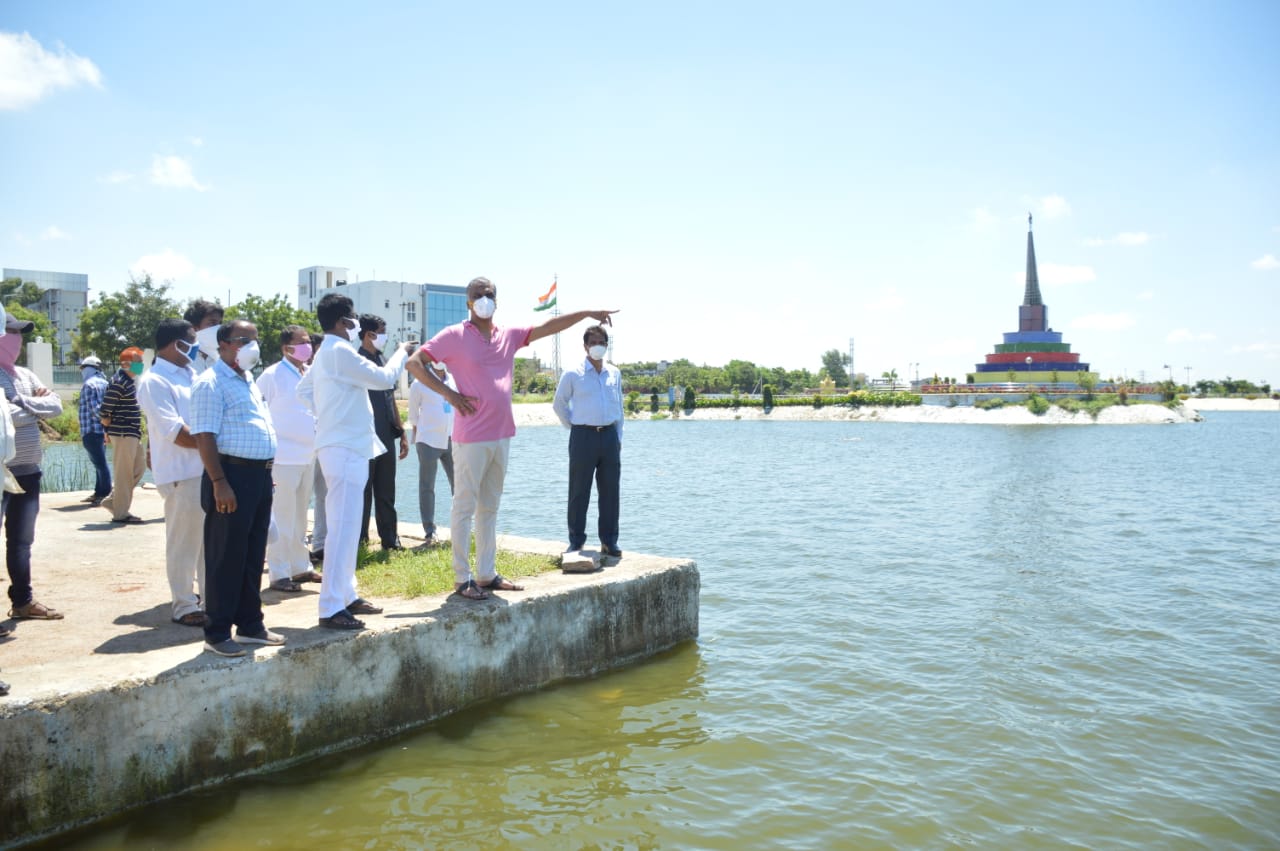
[78,355,111,506]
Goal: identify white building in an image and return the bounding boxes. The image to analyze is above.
[296,267,468,347]
[3,267,89,362]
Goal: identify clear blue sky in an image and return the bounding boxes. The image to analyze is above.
[3,1,1277,386]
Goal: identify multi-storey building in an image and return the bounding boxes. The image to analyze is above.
[296,266,467,346]
[2,267,89,362]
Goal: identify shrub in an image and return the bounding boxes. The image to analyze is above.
[762,384,774,410]
[626,391,642,414]
[813,393,824,409]
[682,387,696,410]
[45,401,81,441]
[975,398,1006,410]
[650,393,659,414]
[1026,394,1051,415]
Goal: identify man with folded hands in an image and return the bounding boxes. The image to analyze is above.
[190,320,283,657]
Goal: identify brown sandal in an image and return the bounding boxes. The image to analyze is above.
[269,578,302,593]
[8,601,63,620]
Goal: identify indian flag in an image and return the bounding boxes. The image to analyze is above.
[534,281,557,312]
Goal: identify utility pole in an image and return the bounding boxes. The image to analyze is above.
[848,337,855,388]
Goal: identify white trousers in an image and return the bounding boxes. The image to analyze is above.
[266,461,314,582]
[156,476,204,619]
[450,438,509,585]
[317,445,368,618]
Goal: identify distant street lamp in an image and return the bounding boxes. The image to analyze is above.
[1184,366,1192,388]
[1163,363,1173,382]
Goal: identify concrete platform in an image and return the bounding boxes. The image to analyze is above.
[0,487,699,847]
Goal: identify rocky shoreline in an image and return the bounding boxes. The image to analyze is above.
[512,397,1277,428]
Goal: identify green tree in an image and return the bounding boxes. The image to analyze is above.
[1076,371,1099,400]
[682,386,696,410]
[225,294,320,365]
[820,349,850,388]
[1,277,44,308]
[3,303,58,366]
[75,274,182,362]
[724,359,759,393]
[512,357,540,394]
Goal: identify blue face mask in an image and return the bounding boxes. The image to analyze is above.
[177,339,199,366]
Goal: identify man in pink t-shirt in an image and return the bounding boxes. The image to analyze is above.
[410,277,616,600]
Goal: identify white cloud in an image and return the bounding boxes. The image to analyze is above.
[130,249,231,292]
[970,206,998,230]
[1166,328,1216,343]
[99,170,134,184]
[1250,254,1279,271]
[1034,263,1097,287]
[0,31,102,110]
[39,225,70,240]
[862,287,905,312]
[1071,312,1135,331]
[150,155,209,191]
[1228,341,1280,359]
[1085,232,1150,247]
[1136,290,1155,301]
[131,248,194,281]
[188,136,204,147]
[1038,194,1071,219]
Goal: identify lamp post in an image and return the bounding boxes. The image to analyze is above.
[1184,366,1191,390]
[1163,363,1173,382]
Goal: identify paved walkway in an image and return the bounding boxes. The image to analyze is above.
[0,486,572,704]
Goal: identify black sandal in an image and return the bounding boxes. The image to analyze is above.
[347,598,383,615]
[481,573,524,592]
[318,611,365,630]
[453,580,490,601]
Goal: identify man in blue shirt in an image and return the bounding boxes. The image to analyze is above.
[552,324,625,560]
[77,355,111,505]
[190,320,283,657]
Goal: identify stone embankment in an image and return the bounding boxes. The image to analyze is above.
[0,489,698,848]
[515,398,1277,427]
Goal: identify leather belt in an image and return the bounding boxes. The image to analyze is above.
[219,453,273,469]
[572,424,614,432]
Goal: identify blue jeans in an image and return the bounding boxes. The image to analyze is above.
[82,432,112,497]
[2,471,42,608]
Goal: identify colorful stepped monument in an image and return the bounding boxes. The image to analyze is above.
[970,215,1098,387]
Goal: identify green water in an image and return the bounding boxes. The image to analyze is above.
[52,414,1280,849]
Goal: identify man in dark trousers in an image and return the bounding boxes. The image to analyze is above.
[190,320,283,657]
[357,314,408,551]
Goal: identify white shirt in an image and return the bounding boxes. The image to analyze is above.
[297,335,408,460]
[256,358,315,466]
[553,356,625,440]
[408,374,455,450]
[136,357,203,485]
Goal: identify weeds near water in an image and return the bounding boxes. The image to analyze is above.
[354,541,559,598]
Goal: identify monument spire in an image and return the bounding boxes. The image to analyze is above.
[1023,212,1042,307]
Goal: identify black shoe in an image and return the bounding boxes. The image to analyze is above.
[309,549,324,565]
[602,546,623,559]
[381,539,405,551]
[0,679,9,697]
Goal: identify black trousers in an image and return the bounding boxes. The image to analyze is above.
[362,430,399,547]
[202,464,272,643]
[567,425,621,551]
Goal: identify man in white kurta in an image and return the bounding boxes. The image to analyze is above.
[257,325,320,592]
[135,318,207,626]
[297,293,409,630]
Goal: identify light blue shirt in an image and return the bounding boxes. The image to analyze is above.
[552,356,624,440]
[190,358,277,460]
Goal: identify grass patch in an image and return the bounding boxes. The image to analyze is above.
[354,542,560,598]
[974,398,1007,410]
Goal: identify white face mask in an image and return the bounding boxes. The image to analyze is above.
[196,325,220,356]
[588,344,608,361]
[345,321,361,343]
[235,340,260,371]
[373,333,388,350]
[471,296,496,320]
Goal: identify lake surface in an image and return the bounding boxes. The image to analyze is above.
[56,413,1280,849]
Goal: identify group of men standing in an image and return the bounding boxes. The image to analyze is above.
[2,277,622,676]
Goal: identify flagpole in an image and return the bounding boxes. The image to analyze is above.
[552,274,561,382]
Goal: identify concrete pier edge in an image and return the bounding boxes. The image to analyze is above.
[0,508,699,847]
